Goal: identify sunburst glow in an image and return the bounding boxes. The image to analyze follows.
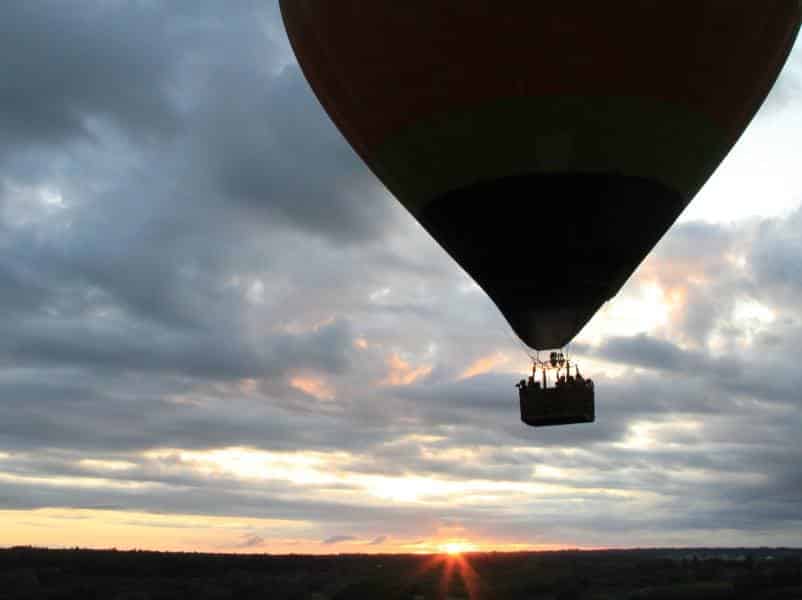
[439,541,474,555]
[417,546,482,599]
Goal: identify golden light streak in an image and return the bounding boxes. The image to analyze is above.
[380,353,432,386]
[141,446,636,508]
[616,419,703,451]
[145,447,343,486]
[289,375,335,400]
[78,459,137,472]
[459,352,509,379]
[394,434,446,445]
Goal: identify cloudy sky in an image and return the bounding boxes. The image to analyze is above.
[1,3,800,554]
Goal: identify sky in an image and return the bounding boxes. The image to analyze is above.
[0,3,800,555]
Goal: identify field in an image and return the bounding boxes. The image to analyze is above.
[1,547,801,600]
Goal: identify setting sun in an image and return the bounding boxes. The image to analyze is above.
[439,542,474,555]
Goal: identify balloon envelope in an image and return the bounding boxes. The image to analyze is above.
[280,2,800,349]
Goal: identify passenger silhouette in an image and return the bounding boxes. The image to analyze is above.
[517,360,594,426]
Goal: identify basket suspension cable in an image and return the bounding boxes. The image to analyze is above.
[510,331,589,386]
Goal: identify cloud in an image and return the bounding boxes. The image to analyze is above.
[751,208,802,295]
[0,314,354,380]
[0,3,180,152]
[236,534,265,549]
[459,353,509,380]
[381,353,433,386]
[322,535,356,546]
[367,535,387,546]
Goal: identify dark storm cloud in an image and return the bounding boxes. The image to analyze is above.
[393,374,515,427]
[0,315,353,379]
[592,336,745,392]
[751,207,802,295]
[0,0,393,249]
[195,66,392,244]
[602,335,696,372]
[0,252,50,315]
[0,371,372,454]
[0,0,391,387]
[0,2,181,151]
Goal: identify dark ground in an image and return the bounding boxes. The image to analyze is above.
[1,546,801,600]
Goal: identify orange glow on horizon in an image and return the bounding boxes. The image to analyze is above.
[438,541,477,555]
[0,508,588,555]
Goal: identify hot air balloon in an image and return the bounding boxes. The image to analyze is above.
[280,2,800,425]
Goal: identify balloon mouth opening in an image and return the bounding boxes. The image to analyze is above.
[506,305,596,351]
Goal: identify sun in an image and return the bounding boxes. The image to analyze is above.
[418,543,482,599]
[439,542,471,556]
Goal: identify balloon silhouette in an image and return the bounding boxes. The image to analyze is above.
[280,2,800,349]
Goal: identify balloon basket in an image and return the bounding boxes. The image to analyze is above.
[519,384,595,427]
